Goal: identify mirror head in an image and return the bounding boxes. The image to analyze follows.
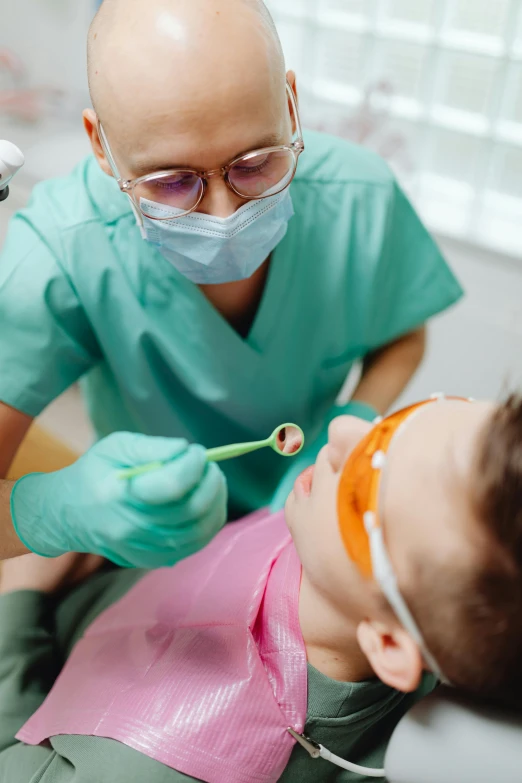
[274,424,304,456]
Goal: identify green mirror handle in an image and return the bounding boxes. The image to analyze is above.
[118,461,164,480]
[119,439,271,480]
[118,424,303,480]
[206,438,271,463]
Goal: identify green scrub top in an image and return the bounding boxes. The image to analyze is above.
[0,130,462,517]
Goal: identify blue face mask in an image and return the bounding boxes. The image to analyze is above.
[139,188,295,285]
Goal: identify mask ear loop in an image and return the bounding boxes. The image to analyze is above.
[97,121,146,236]
[374,402,451,685]
[286,79,303,146]
[366,513,449,683]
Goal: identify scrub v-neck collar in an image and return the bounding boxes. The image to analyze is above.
[163,222,294,358]
[90,154,296,362]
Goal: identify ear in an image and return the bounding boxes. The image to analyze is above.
[357,620,423,693]
[286,70,299,135]
[83,109,113,178]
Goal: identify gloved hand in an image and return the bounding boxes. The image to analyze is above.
[11,433,227,569]
[271,400,378,511]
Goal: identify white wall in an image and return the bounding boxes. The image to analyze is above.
[398,237,522,407]
[1,0,94,99]
[267,0,522,258]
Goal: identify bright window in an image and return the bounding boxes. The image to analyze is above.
[266,0,522,257]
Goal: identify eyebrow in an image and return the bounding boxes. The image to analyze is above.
[130,133,285,178]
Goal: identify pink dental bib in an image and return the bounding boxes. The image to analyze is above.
[18,509,308,783]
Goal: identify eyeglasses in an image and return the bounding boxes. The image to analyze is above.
[337,394,473,682]
[97,81,305,223]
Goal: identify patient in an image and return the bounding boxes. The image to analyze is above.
[0,395,521,783]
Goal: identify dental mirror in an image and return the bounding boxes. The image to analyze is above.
[206,423,304,463]
[119,423,305,480]
[275,424,304,455]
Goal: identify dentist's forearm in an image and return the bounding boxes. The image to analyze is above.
[0,402,34,556]
[0,480,29,560]
[0,402,34,480]
[352,327,427,415]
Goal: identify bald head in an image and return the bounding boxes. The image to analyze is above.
[87,0,285,125]
[84,0,295,218]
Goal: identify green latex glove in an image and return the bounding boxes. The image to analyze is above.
[11,433,227,569]
[270,401,378,512]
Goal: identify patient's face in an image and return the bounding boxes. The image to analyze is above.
[285,400,496,618]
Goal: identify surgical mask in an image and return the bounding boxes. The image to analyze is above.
[138,188,294,285]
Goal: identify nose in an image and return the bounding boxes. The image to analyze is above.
[197,175,247,218]
[327,415,373,472]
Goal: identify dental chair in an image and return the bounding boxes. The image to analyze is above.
[385,686,522,782]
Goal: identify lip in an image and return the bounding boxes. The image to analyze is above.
[294,465,314,498]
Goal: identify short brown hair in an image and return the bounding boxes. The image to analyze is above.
[409,396,522,708]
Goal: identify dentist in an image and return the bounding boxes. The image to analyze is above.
[0,0,462,566]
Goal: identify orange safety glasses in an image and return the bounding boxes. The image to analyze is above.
[337,399,432,577]
[337,395,472,681]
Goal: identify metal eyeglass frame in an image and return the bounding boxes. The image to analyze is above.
[97,80,305,224]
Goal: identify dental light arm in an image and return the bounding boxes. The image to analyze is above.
[0,141,24,202]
